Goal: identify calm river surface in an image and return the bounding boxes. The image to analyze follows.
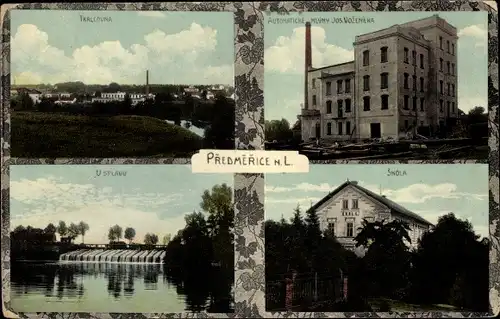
[11,261,226,313]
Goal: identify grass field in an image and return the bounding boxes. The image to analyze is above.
[368,297,459,312]
[11,111,204,157]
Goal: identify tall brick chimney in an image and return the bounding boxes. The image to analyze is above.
[304,22,312,110]
[146,70,150,96]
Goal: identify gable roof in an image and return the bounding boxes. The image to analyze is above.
[310,180,433,226]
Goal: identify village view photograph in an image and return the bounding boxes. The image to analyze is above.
[10,10,235,158]
[9,165,234,313]
[264,12,490,160]
[264,164,489,312]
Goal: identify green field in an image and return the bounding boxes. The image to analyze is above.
[11,111,204,157]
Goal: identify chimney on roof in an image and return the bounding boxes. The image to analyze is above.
[304,22,312,110]
[351,181,358,185]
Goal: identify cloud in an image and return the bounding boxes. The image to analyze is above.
[137,11,166,18]
[10,177,187,244]
[458,95,487,113]
[458,24,488,48]
[11,23,231,85]
[265,25,354,74]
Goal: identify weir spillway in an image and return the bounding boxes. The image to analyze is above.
[59,249,166,263]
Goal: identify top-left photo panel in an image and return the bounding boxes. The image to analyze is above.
[8,10,235,158]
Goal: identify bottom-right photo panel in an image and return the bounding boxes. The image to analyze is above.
[265,164,489,313]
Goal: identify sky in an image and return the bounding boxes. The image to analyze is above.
[265,164,489,239]
[265,11,488,125]
[10,165,233,244]
[10,10,234,85]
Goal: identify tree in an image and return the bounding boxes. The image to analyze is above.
[162,233,172,245]
[44,223,57,235]
[68,223,80,243]
[108,224,123,242]
[265,119,294,142]
[19,92,34,110]
[57,221,68,239]
[144,233,159,245]
[124,227,136,244]
[202,95,235,149]
[77,221,89,244]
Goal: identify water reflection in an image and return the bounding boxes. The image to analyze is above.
[11,262,233,313]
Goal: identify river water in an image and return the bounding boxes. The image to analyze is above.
[11,262,232,313]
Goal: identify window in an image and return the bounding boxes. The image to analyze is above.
[447,101,451,114]
[452,63,455,75]
[439,36,443,49]
[381,46,388,63]
[352,199,359,209]
[452,84,455,97]
[337,80,343,94]
[347,223,354,237]
[420,53,424,69]
[420,98,425,111]
[447,83,450,96]
[381,94,389,110]
[404,95,409,110]
[326,100,332,113]
[345,99,352,112]
[313,95,317,105]
[447,40,450,53]
[312,79,316,88]
[346,121,351,135]
[381,72,389,89]
[327,222,335,236]
[412,75,417,91]
[338,122,343,135]
[338,100,343,118]
[404,47,409,63]
[363,75,370,91]
[452,102,455,113]
[420,77,424,92]
[440,80,443,94]
[363,96,371,111]
[363,50,369,66]
[452,43,455,55]
[345,79,351,93]
[404,73,409,89]
[412,96,417,111]
[327,122,332,135]
[440,58,443,72]
[326,82,332,95]
[412,50,417,65]
[342,199,348,209]
[440,99,444,112]
[405,119,409,129]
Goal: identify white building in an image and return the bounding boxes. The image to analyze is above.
[92,92,154,105]
[312,180,432,251]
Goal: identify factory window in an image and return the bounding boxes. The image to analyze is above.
[381,46,388,63]
[412,75,417,91]
[352,199,359,209]
[452,63,455,75]
[337,80,343,94]
[412,50,417,65]
[452,43,455,55]
[413,97,417,111]
[420,98,425,111]
[345,99,352,112]
[381,94,389,110]
[380,72,389,89]
[346,121,351,135]
[363,50,370,66]
[313,95,317,105]
[338,100,344,117]
[447,61,451,74]
[452,102,455,113]
[452,84,455,97]
[363,96,371,111]
[440,58,443,72]
[420,53,424,69]
[447,101,451,114]
[447,40,450,53]
[338,122,343,135]
[326,81,332,95]
[404,95,409,110]
[327,122,332,135]
[347,223,354,237]
[440,81,443,94]
[345,79,351,93]
[440,99,444,112]
[326,100,332,113]
[447,83,451,96]
[439,36,443,49]
[404,73,409,89]
[363,75,370,91]
[342,199,349,209]
[404,47,409,63]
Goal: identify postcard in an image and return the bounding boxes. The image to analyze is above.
[264,164,489,312]
[8,165,234,313]
[9,10,235,158]
[264,11,489,161]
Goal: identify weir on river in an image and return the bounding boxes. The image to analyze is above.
[59,249,166,263]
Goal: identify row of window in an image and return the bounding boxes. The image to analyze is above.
[402,48,426,69]
[327,221,355,237]
[439,36,455,55]
[439,80,456,96]
[326,79,351,95]
[362,47,389,66]
[439,58,455,75]
[363,47,428,69]
[326,99,352,115]
[326,121,352,136]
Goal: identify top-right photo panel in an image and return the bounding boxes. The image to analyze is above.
[264,12,488,161]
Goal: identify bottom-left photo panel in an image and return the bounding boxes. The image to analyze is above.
[7,164,234,314]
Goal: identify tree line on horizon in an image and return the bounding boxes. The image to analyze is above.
[265,206,489,312]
